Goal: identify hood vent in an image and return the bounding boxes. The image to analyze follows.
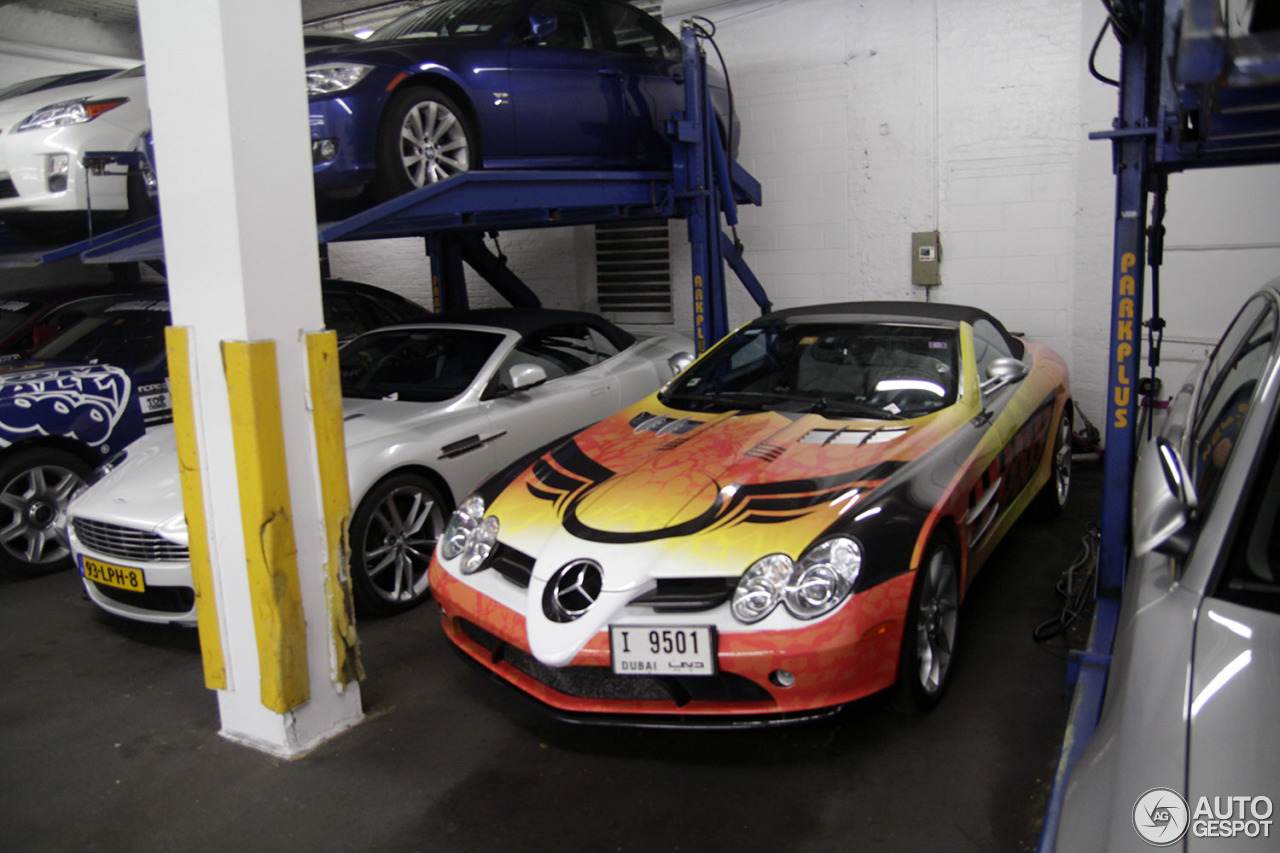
[744,442,785,463]
[801,426,910,446]
[630,411,703,435]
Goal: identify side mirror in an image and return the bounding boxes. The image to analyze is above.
[508,363,548,391]
[1131,437,1198,557]
[980,357,1029,394]
[528,12,558,40]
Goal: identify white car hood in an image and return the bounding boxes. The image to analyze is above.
[69,395,464,535]
[70,422,185,540]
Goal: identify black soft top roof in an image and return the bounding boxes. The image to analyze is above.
[413,307,636,350]
[756,300,1024,358]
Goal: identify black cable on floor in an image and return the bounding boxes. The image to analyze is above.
[1034,523,1100,642]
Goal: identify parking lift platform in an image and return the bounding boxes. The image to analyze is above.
[1039,2,1280,850]
[0,22,767,355]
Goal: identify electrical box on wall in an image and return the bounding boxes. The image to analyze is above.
[912,231,941,286]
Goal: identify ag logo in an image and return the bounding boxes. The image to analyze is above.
[1133,787,1190,845]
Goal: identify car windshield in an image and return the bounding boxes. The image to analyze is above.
[30,298,170,371]
[370,0,519,41]
[339,327,504,402]
[663,321,959,419]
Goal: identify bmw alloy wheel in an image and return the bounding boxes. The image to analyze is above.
[375,86,474,201]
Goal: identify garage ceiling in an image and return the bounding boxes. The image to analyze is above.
[0,0,412,29]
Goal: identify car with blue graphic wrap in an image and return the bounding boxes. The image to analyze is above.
[0,279,428,577]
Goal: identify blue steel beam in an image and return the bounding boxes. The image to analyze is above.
[318,170,677,243]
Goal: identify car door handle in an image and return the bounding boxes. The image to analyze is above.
[591,386,609,397]
[598,67,621,77]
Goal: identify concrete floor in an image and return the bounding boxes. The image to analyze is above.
[1,459,1101,853]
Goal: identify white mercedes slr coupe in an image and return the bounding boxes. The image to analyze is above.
[68,308,693,622]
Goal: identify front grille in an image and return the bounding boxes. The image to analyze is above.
[459,619,772,706]
[73,517,189,563]
[488,542,535,587]
[629,578,735,612]
[0,176,16,200]
[92,581,194,614]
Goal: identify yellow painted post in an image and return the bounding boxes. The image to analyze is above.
[306,331,363,686]
[222,340,309,712]
[165,326,227,690]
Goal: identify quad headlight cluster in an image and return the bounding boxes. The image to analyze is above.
[441,495,499,574]
[306,63,373,96]
[731,537,862,623]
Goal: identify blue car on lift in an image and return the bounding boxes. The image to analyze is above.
[306,0,736,207]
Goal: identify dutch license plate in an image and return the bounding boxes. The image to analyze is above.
[80,555,145,593]
[610,625,716,676]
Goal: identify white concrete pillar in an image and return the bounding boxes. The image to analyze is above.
[137,0,363,757]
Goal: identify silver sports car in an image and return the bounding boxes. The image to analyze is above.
[69,308,693,621]
[1054,280,1280,851]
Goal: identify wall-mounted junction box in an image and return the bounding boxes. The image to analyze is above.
[912,231,941,286]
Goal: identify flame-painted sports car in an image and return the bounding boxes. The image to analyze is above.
[429,301,1072,725]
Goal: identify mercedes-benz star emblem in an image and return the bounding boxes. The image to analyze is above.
[543,560,603,622]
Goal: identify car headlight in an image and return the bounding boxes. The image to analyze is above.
[440,495,499,574]
[306,63,373,96]
[784,537,861,618]
[731,537,862,623]
[731,553,792,623]
[69,449,129,504]
[17,98,128,132]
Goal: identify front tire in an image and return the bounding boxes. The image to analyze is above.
[891,536,960,713]
[349,472,448,616]
[373,86,476,202]
[0,447,92,576]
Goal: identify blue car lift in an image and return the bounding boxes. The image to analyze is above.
[1039,2,1280,849]
[1,22,765,355]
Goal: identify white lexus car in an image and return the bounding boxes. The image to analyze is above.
[69,309,693,621]
[0,66,151,233]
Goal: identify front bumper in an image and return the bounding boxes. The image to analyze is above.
[0,109,147,215]
[72,530,196,627]
[308,92,385,195]
[430,558,915,725]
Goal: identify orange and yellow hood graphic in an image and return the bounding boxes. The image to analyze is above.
[488,397,974,574]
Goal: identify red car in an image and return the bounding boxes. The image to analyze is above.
[430,301,1073,726]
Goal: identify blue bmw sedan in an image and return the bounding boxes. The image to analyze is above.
[306,0,735,205]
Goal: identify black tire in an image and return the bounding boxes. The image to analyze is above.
[1031,407,1072,518]
[890,535,960,714]
[372,86,476,203]
[349,472,448,616]
[0,447,92,576]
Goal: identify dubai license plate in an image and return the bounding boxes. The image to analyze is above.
[610,625,716,676]
[80,555,145,593]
